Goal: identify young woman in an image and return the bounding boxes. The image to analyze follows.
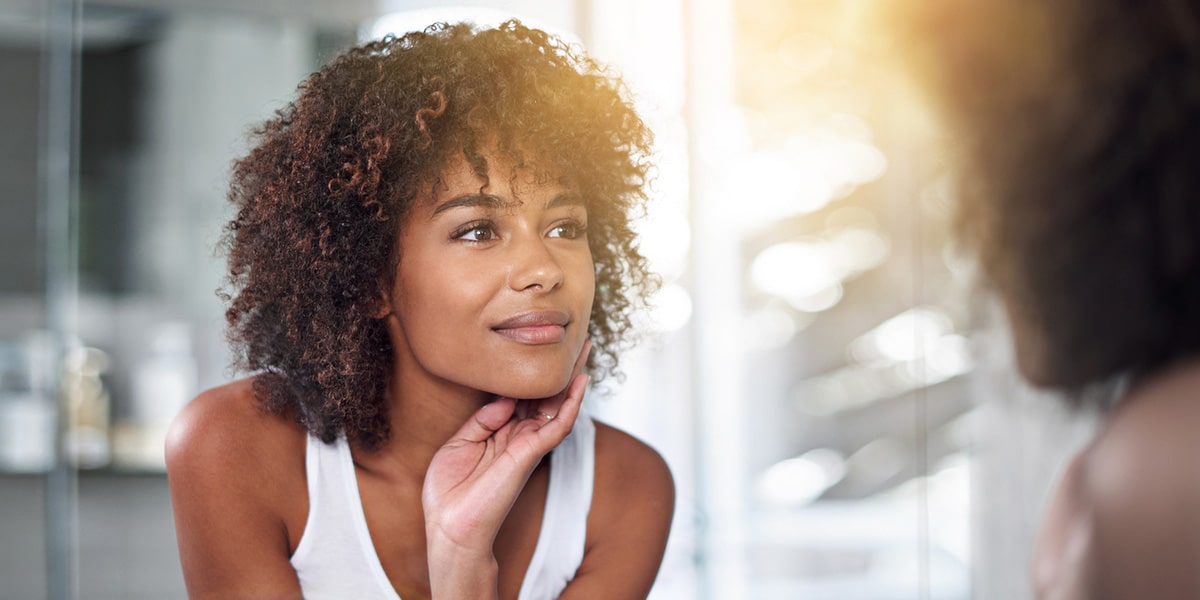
[898,1,1200,597]
[165,20,674,599]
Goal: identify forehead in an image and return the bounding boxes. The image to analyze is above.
[417,150,577,209]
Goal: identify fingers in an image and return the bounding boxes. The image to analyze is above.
[513,339,591,421]
[533,371,588,432]
[527,339,591,427]
[532,338,589,416]
[453,397,517,444]
[452,340,592,444]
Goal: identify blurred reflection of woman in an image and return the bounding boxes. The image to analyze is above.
[901,1,1200,598]
[165,20,673,600]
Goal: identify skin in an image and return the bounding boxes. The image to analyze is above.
[1026,350,1200,598]
[165,152,675,599]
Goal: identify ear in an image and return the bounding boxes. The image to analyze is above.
[370,288,393,319]
[372,251,402,319]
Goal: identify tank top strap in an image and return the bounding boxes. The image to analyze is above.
[517,408,597,600]
[290,433,401,599]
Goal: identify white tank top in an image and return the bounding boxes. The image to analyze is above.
[289,410,596,600]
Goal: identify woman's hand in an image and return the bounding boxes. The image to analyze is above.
[422,341,591,598]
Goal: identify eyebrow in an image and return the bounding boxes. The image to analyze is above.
[545,192,586,210]
[431,193,513,216]
[431,192,585,216]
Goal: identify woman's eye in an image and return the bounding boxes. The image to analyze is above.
[454,223,497,242]
[549,220,587,240]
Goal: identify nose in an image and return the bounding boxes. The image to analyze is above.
[508,234,564,293]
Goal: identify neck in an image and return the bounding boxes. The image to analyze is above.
[355,356,496,481]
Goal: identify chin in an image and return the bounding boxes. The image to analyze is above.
[486,363,575,400]
[494,378,573,400]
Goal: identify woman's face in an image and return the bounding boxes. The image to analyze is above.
[383,152,595,400]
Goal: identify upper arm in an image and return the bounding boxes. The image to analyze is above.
[559,423,675,599]
[165,381,307,599]
[1080,396,1200,599]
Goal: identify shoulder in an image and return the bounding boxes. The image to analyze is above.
[590,421,675,507]
[165,377,311,596]
[1087,360,1200,499]
[166,377,306,476]
[566,420,673,595]
[165,376,308,518]
[1076,360,1200,597]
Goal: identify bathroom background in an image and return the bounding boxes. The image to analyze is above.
[0,0,1095,598]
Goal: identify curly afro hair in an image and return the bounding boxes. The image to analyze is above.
[899,0,1200,392]
[221,20,655,448]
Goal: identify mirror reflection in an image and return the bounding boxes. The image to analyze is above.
[1,0,1128,599]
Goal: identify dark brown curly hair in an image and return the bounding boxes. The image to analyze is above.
[898,0,1200,392]
[221,20,655,448]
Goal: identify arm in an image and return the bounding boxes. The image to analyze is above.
[558,424,675,599]
[165,381,308,599]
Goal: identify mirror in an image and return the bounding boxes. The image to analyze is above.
[0,0,1089,598]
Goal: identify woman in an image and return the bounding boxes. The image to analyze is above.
[897,1,1200,597]
[165,20,674,599]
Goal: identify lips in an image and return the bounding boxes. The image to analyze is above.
[492,310,570,345]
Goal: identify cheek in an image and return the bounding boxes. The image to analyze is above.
[389,247,597,399]
[398,260,493,336]
[582,257,598,325]
[390,255,492,357]
[578,255,597,305]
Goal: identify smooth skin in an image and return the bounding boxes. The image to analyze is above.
[1031,358,1200,600]
[1006,307,1200,599]
[166,152,675,599]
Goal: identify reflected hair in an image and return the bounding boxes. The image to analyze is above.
[900,0,1200,396]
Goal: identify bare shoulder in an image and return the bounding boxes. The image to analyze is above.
[165,376,309,597]
[1088,360,1200,499]
[562,420,674,599]
[592,421,675,502]
[165,376,306,485]
[1076,361,1200,598]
